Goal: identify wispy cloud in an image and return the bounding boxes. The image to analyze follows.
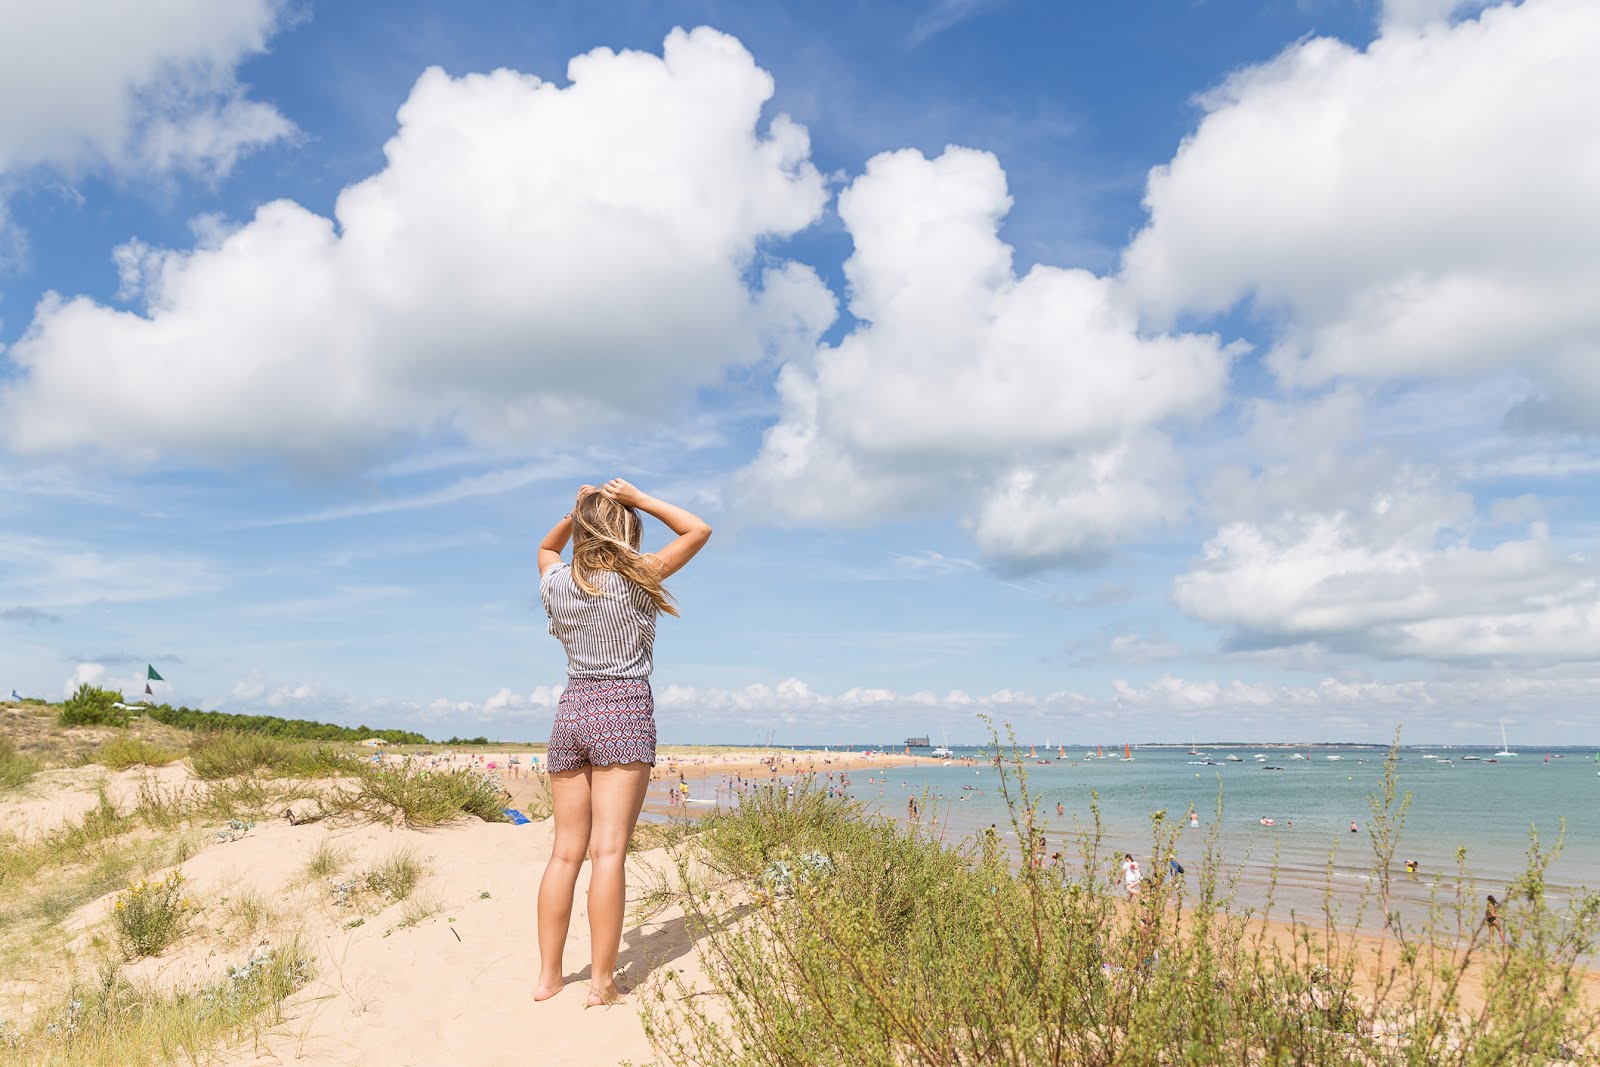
[235,461,585,528]
[910,0,1007,44]
[0,535,222,607]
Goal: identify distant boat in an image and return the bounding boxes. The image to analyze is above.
[1226,754,1243,762]
[931,745,955,759]
[1325,754,1344,761]
[1461,755,1482,762]
[1124,743,1133,761]
[1289,753,1307,761]
[1187,734,1200,756]
[1495,721,1517,757]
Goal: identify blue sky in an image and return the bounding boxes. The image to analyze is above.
[3,0,1598,746]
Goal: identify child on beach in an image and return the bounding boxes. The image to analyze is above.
[533,480,711,1007]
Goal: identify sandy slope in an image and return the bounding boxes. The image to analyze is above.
[3,762,697,1067]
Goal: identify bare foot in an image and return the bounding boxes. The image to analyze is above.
[533,976,564,1002]
[585,982,627,1007]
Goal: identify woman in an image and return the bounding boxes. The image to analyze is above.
[1485,894,1506,945]
[533,478,711,1005]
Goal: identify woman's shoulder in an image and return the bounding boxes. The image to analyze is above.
[540,560,571,582]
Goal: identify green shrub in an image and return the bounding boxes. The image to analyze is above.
[94,735,185,770]
[57,683,128,727]
[303,839,352,881]
[112,871,191,959]
[346,763,508,827]
[0,736,41,791]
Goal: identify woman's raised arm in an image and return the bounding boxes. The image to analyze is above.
[600,478,711,580]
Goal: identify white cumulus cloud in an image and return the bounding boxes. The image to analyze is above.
[735,146,1238,568]
[0,28,832,468]
[1123,0,1600,431]
[0,0,291,179]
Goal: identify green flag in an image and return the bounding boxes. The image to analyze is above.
[147,665,164,682]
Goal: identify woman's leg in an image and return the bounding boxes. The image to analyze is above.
[584,761,652,1004]
[534,768,592,1000]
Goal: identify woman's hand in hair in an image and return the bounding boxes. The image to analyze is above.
[575,484,598,502]
[600,478,645,507]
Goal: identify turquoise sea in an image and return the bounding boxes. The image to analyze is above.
[773,744,1600,927]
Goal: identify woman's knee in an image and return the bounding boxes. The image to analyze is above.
[587,838,629,867]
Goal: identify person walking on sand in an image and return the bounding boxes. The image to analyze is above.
[533,479,711,1007]
[1485,894,1506,945]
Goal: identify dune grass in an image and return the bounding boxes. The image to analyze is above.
[1,942,312,1066]
[91,737,184,771]
[366,848,426,904]
[0,737,40,793]
[344,762,509,827]
[302,839,352,882]
[187,732,352,781]
[642,735,1600,1066]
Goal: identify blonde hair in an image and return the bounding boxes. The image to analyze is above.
[570,493,679,616]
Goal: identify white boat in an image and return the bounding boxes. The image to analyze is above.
[1226,754,1243,762]
[1253,753,1268,761]
[1325,754,1344,761]
[931,746,954,759]
[1461,755,1482,762]
[1289,753,1306,761]
[1495,721,1518,757]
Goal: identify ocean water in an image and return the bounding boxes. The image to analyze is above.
[826,745,1600,923]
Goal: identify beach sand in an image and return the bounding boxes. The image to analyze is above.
[2,751,1594,1065]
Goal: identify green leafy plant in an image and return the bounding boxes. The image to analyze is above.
[57,684,128,728]
[112,871,191,959]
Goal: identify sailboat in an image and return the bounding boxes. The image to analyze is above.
[1187,734,1200,756]
[1495,721,1518,758]
[1124,743,1134,762]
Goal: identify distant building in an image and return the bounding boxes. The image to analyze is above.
[904,736,930,748]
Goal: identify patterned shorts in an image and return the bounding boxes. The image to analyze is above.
[546,677,656,774]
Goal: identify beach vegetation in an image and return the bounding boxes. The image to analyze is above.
[187,731,352,780]
[56,685,128,728]
[0,736,40,792]
[143,701,427,744]
[219,889,277,945]
[111,872,190,960]
[303,839,352,881]
[344,762,509,827]
[2,942,311,1066]
[366,848,426,904]
[641,734,1600,1066]
[91,737,184,771]
[393,892,444,932]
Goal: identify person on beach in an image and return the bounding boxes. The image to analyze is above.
[1485,894,1506,944]
[533,480,711,1006]
[1121,854,1142,899]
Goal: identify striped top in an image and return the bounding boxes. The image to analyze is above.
[539,562,658,679]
